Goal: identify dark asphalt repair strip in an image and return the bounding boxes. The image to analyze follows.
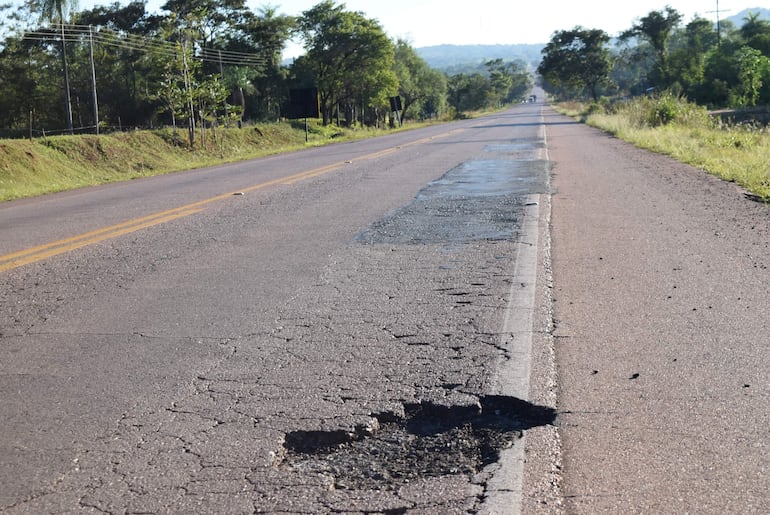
[355,140,549,246]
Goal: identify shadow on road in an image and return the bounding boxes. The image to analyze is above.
[280,395,556,490]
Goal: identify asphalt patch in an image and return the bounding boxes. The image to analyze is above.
[356,157,550,245]
[280,395,556,491]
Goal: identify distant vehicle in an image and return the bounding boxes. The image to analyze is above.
[529,95,537,103]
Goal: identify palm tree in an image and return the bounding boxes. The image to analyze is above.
[38,0,78,134]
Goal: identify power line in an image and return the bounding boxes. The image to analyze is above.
[22,24,269,67]
[706,0,731,47]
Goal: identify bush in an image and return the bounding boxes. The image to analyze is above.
[648,94,679,126]
[608,93,711,129]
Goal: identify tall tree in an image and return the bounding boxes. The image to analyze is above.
[740,11,770,56]
[35,0,79,133]
[392,39,446,120]
[295,0,395,126]
[538,27,611,101]
[237,6,295,120]
[733,46,769,106]
[668,17,718,97]
[620,7,683,88]
[76,1,163,128]
[447,72,489,113]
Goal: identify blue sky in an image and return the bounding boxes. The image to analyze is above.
[72,0,764,56]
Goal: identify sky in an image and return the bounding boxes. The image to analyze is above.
[272,0,758,45]
[272,0,762,57]
[71,0,765,57]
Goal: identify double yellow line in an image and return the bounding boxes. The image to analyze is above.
[0,129,463,273]
[0,166,339,273]
[0,206,204,273]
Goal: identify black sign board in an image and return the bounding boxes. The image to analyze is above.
[288,87,320,119]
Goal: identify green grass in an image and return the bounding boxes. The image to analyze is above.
[558,97,770,200]
[0,120,425,202]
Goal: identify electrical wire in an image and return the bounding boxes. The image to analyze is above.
[22,23,269,67]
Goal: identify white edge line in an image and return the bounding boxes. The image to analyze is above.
[478,106,549,514]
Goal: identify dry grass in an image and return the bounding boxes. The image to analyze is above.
[559,97,770,200]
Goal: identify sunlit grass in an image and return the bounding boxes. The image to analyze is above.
[0,121,403,201]
[557,98,770,200]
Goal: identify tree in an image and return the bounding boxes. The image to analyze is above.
[611,41,656,96]
[732,46,769,107]
[34,0,79,133]
[668,17,718,98]
[620,7,683,88]
[488,58,532,104]
[538,27,611,101]
[0,31,62,132]
[392,39,446,120]
[485,58,513,107]
[700,39,743,107]
[295,0,395,126]
[76,1,164,128]
[740,11,770,56]
[447,72,489,114]
[237,6,294,120]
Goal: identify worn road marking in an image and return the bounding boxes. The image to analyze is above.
[0,129,464,273]
[479,107,549,515]
[0,208,204,272]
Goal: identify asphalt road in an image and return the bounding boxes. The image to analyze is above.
[547,109,770,513]
[0,102,552,513]
[4,101,767,514]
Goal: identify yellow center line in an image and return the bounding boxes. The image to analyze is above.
[0,208,204,273]
[0,127,465,273]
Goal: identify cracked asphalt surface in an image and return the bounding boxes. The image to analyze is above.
[0,102,553,513]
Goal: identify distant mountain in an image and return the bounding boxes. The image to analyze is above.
[725,7,770,25]
[416,44,544,73]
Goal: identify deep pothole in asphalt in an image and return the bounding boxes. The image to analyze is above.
[280,395,556,490]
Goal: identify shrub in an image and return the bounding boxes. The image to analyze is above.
[607,93,711,129]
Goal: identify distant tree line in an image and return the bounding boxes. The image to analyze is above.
[538,7,770,108]
[0,0,533,141]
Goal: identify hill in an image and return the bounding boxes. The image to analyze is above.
[412,8,770,73]
[416,44,544,73]
[726,7,770,25]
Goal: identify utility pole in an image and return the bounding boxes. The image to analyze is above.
[707,0,731,47]
[59,19,74,134]
[181,38,195,147]
[89,26,99,135]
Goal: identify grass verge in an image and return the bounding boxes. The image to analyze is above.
[555,96,770,200]
[0,120,422,202]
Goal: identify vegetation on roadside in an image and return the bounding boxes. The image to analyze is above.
[0,120,403,201]
[557,95,770,200]
[0,0,532,142]
[542,6,770,201]
[539,7,770,109]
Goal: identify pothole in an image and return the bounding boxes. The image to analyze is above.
[280,395,556,490]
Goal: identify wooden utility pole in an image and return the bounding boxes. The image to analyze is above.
[59,18,74,134]
[181,38,195,147]
[89,26,99,135]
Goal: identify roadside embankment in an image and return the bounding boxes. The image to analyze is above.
[0,122,357,201]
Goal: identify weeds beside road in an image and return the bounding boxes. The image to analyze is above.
[557,96,770,201]
[0,121,407,202]
[3,98,769,203]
